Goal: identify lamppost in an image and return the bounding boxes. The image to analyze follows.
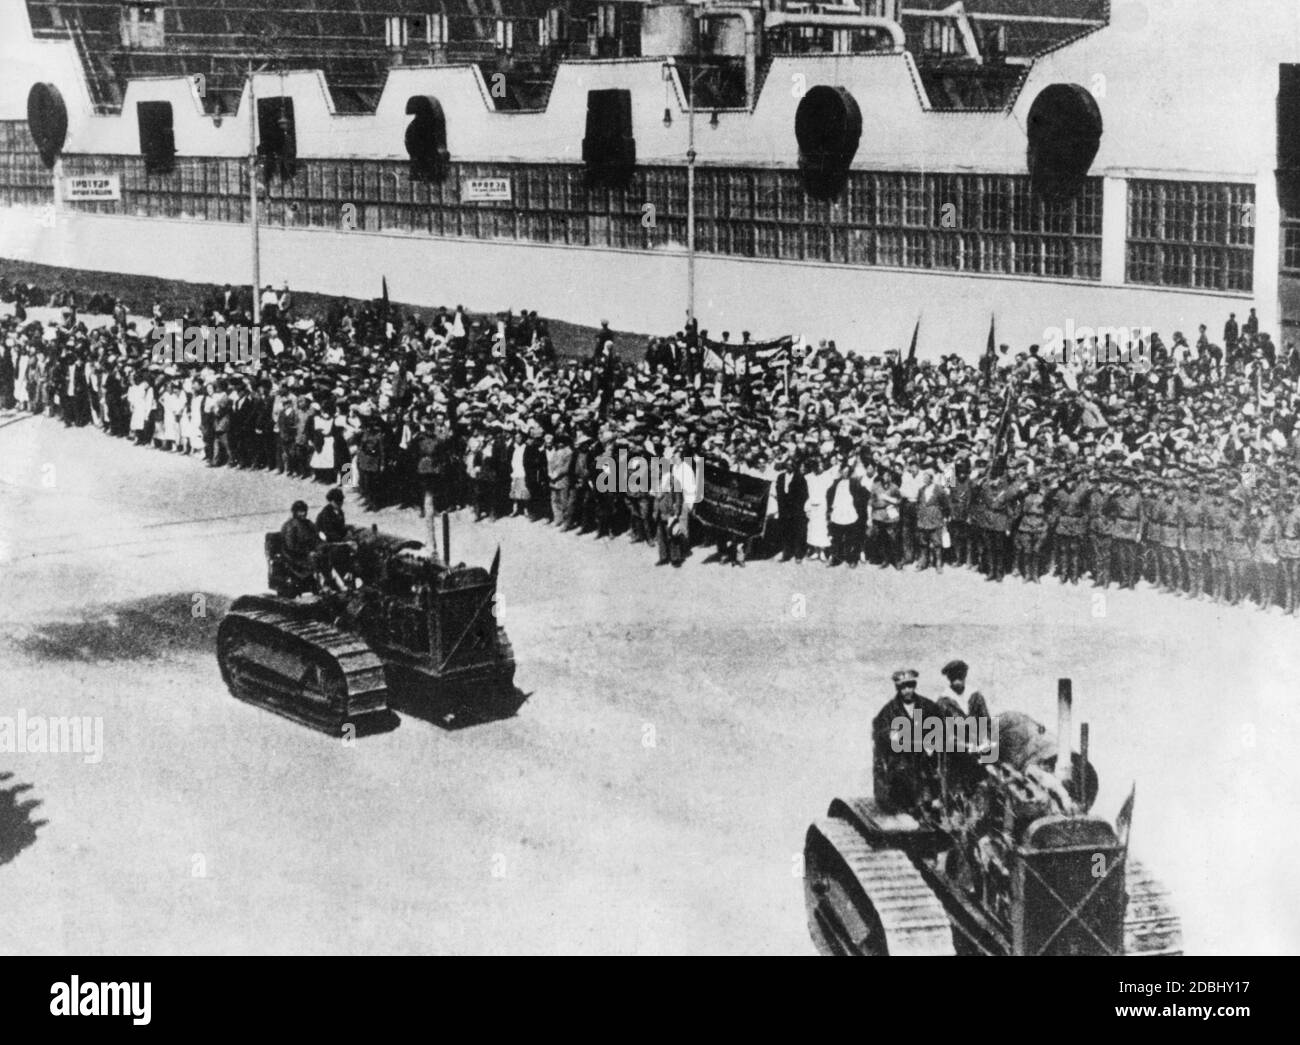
[663,45,709,328]
[244,18,288,330]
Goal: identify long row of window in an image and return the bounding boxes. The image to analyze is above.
[0,121,54,206]
[0,125,1258,293]
[1127,179,1254,292]
[54,153,1105,280]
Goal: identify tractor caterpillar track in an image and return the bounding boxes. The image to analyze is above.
[805,817,957,956]
[1123,859,1183,956]
[217,604,389,736]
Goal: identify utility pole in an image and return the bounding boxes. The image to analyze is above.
[248,59,260,330]
[686,61,696,327]
[686,31,698,327]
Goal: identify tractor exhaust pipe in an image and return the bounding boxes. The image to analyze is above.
[443,511,451,565]
[1056,678,1073,782]
[425,497,442,566]
[1077,721,1089,806]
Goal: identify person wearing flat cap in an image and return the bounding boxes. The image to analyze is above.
[278,498,323,593]
[935,659,993,792]
[871,669,942,814]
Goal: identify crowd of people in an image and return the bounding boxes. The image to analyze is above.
[3,273,1300,614]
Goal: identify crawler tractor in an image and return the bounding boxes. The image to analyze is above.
[804,680,1182,956]
[217,517,517,735]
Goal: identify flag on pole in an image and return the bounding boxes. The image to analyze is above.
[1116,783,1136,849]
[982,314,996,388]
[989,382,1017,476]
[905,318,920,373]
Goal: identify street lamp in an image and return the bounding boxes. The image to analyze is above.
[663,51,706,327]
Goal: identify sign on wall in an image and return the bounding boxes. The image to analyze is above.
[64,175,121,201]
[460,177,511,203]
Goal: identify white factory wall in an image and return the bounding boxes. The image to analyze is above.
[0,206,1249,358]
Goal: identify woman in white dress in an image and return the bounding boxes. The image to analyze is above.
[182,383,205,455]
[804,454,833,561]
[311,407,338,484]
[127,374,156,445]
[14,348,30,411]
[160,381,185,450]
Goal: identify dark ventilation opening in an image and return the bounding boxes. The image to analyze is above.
[137,100,175,174]
[1278,65,1300,212]
[26,82,68,169]
[405,96,450,182]
[795,86,862,201]
[582,89,635,189]
[257,96,298,181]
[1026,84,1102,199]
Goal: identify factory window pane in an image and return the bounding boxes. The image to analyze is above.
[1126,179,1253,292]
[753,170,778,221]
[729,170,753,220]
[696,171,718,220]
[847,228,873,265]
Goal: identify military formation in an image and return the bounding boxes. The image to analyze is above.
[950,457,1300,612]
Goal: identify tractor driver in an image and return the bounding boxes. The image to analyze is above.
[872,668,943,814]
[314,488,354,588]
[280,499,323,590]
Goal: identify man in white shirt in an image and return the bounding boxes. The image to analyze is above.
[898,457,924,564]
[826,460,866,568]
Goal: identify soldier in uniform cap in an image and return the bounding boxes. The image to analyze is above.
[872,669,942,814]
[1011,474,1050,581]
[934,659,992,795]
[1141,478,1168,590]
[354,417,387,511]
[1111,473,1144,588]
[1224,494,1255,605]
[947,459,975,567]
[1182,481,1209,599]
[1158,476,1188,594]
[974,470,1013,581]
[1254,499,1281,611]
[1279,496,1300,614]
[1203,487,1231,603]
[1052,471,1088,584]
[1087,470,1118,588]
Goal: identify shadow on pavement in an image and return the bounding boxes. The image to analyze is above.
[388,681,532,732]
[9,592,230,662]
[0,771,46,868]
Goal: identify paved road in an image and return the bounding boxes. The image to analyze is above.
[0,412,1297,954]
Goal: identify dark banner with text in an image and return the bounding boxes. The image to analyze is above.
[694,462,771,538]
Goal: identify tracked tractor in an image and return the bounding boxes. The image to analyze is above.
[217,516,517,735]
[804,680,1181,956]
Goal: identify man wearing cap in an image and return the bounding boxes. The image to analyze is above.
[934,659,993,794]
[1111,475,1144,588]
[1224,497,1255,605]
[872,669,943,814]
[1254,500,1281,610]
[280,499,323,592]
[1051,472,1088,585]
[355,417,387,511]
[775,451,809,563]
[653,450,688,567]
[1204,488,1230,603]
[547,432,573,526]
[1011,473,1050,581]
[947,460,975,568]
[1087,472,1118,588]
